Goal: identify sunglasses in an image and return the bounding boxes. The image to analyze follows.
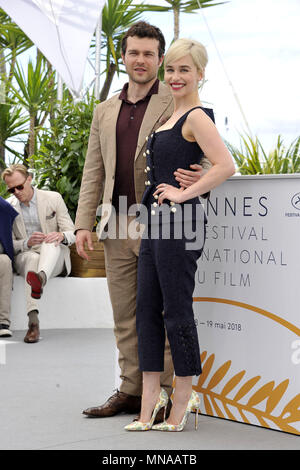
[7,177,28,194]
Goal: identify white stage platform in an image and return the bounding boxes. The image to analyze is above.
[10,275,114,330]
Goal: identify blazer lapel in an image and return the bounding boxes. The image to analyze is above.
[101,96,122,174]
[10,197,27,238]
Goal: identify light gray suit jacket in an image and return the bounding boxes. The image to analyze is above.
[8,189,75,275]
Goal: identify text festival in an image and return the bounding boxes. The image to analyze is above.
[198,195,288,288]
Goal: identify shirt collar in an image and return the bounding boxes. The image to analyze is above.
[20,186,36,208]
[119,79,159,104]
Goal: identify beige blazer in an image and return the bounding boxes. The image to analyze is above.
[75,81,211,239]
[9,189,75,274]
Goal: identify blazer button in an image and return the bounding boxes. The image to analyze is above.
[171,207,177,213]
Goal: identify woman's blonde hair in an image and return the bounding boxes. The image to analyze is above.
[164,38,208,74]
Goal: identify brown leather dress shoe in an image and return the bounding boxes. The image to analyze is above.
[24,324,40,343]
[133,396,172,424]
[82,390,141,418]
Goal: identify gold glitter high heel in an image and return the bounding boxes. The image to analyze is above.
[124,388,169,431]
[152,390,200,432]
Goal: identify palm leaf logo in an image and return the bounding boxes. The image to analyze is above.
[194,351,300,435]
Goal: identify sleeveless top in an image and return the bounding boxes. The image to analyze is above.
[141,106,214,224]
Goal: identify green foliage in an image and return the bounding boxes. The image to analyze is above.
[0,102,29,165]
[227,134,300,175]
[0,178,8,198]
[31,95,96,221]
[10,56,55,118]
[7,55,56,158]
[0,8,34,164]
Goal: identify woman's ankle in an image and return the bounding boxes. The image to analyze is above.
[140,387,161,422]
[166,387,192,425]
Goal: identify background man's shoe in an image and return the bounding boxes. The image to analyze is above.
[82,390,141,417]
[24,324,40,343]
[0,324,12,337]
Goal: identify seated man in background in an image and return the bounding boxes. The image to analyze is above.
[1,164,76,344]
[0,196,18,337]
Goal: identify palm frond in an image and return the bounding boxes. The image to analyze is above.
[227,134,300,175]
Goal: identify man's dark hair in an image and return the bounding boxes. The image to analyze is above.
[121,21,165,58]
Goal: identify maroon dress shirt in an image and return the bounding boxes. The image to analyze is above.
[112,79,159,213]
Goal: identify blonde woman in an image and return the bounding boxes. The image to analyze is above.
[125,38,235,432]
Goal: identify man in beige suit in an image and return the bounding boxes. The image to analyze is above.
[2,164,75,343]
[75,22,209,419]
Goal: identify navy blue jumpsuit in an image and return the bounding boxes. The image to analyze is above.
[136,106,214,377]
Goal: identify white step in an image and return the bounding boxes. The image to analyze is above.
[10,275,114,330]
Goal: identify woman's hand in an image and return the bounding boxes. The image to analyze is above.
[153,184,185,205]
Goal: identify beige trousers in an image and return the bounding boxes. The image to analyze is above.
[14,242,65,314]
[0,254,13,326]
[103,215,174,397]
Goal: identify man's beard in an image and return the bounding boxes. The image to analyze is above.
[128,71,157,85]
